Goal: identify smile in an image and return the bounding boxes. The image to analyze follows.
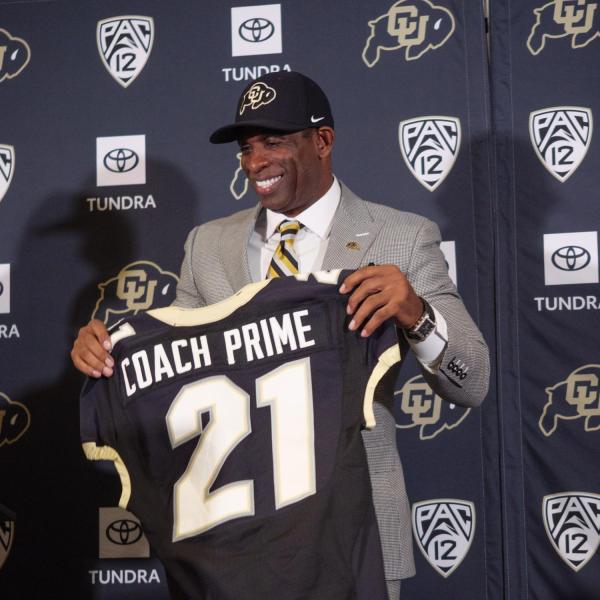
[255,176,282,192]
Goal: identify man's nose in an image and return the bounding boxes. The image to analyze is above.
[244,147,270,173]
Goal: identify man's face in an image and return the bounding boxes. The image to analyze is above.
[238,128,333,217]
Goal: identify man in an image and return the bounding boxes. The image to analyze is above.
[72,71,489,599]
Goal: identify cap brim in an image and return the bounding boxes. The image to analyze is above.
[209,119,309,144]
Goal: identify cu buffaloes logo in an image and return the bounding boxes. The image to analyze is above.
[527,0,599,55]
[543,492,600,571]
[529,107,592,182]
[0,145,15,205]
[97,16,154,88]
[395,375,471,439]
[412,499,475,577]
[239,81,277,115]
[91,261,179,326]
[539,364,600,436]
[399,116,461,191]
[0,28,31,83]
[231,151,249,200]
[362,0,455,66]
[0,392,31,448]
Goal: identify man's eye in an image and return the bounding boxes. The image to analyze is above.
[266,139,281,147]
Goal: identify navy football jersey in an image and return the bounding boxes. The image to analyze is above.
[81,270,404,600]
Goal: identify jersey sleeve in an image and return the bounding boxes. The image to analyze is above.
[80,376,132,509]
[362,321,407,429]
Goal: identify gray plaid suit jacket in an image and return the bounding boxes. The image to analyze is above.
[174,182,489,581]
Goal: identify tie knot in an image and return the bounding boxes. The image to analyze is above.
[278,220,303,238]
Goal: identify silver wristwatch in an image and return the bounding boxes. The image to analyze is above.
[404,298,436,342]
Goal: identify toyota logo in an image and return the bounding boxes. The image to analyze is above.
[551,246,591,271]
[104,148,139,173]
[239,18,275,42]
[106,519,143,545]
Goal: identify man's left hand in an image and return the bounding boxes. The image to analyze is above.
[339,265,423,337]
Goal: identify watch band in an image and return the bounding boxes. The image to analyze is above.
[404,298,436,342]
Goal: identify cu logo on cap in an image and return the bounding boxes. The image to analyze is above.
[551,245,591,271]
[106,519,143,545]
[239,18,275,42]
[104,148,139,173]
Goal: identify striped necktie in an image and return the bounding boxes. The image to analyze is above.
[267,219,304,278]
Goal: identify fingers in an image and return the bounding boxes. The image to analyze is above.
[71,319,114,378]
[340,265,422,336]
[350,292,399,338]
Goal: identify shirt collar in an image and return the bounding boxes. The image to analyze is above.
[264,176,341,241]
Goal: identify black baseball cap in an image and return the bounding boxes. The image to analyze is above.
[209,71,334,144]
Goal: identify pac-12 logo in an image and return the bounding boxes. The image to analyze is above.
[527,0,599,55]
[91,261,178,327]
[0,392,31,448]
[539,364,600,436]
[395,375,471,439]
[97,16,154,88]
[0,145,15,205]
[530,107,592,182]
[0,28,31,83]
[362,0,455,66]
[399,117,460,191]
[0,504,15,571]
[543,492,600,571]
[412,499,475,577]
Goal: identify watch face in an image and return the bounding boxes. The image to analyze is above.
[406,316,435,341]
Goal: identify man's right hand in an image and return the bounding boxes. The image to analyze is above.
[71,319,114,378]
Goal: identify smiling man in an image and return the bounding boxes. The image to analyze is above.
[72,71,489,600]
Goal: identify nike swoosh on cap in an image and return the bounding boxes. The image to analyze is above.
[310,115,325,123]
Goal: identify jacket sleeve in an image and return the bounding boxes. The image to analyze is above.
[404,218,489,408]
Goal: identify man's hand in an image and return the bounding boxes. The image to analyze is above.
[71,319,114,378]
[339,265,423,337]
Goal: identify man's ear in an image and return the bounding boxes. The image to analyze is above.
[314,127,334,158]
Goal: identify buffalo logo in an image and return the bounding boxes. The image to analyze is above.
[239,18,275,42]
[552,245,591,271]
[103,147,139,173]
[0,28,31,83]
[362,0,455,66]
[239,81,276,115]
[395,375,471,439]
[0,392,31,448]
[412,499,475,577]
[97,16,154,88]
[0,145,15,204]
[399,116,460,191]
[539,364,600,436]
[543,492,600,571]
[91,261,179,326]
[106,519,143,545]
[230,152,249,200]
[529,107,592,182]
[0,505,15,571]
[527,0,599,55]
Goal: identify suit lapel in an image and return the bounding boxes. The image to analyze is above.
[220,204,261,292]
[322,182,383,270]
[220,182,383,290]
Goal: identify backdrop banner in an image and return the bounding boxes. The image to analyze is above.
[1,1,595,599]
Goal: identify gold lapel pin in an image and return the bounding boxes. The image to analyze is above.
[345,241,360,251]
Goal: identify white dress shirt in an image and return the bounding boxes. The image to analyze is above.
[247,176,447,369]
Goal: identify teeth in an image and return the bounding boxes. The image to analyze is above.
[256,176,281,189]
